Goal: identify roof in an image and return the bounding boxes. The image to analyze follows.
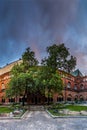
[71,69,83,77]
[0,59,22,76]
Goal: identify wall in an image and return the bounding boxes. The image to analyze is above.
[0,61,87,104]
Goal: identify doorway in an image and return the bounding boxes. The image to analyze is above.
[35,96,37,104]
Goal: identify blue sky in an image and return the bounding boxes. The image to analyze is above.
[0,0,87,74]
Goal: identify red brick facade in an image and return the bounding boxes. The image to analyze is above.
[56,70,87,103]
[0,60,87,104]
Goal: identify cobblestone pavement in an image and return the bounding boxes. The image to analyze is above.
[0,111,87,130]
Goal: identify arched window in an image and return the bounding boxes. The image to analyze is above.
[74,95,78,102]
[57,95,63,102]
[80,84,84,90]
[79,95,84,102]
[2,98,5,103]
[74,84,77,90]
[67,94,72,101]
[1,83,5,90]
[9,98,15,103]
[67,82,71,88]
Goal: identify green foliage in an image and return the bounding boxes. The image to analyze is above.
[0,107,13,113]
[65,105,87,111]
[49,72,63,92]
[11,64,23,76]
[42,43,76,73]
[65,56,76,73]
[51,103,65,109]
[6,72,36,98]
[36,66,63,101]
[6,47,39,100]
[6,45,70,105]
[49,104,87,112]
[6,76,24,98]
[22,47,38,71]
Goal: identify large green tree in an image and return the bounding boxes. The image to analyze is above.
[42,43,76,73]
[36,66,63,104]
[6,47,39,105]
[6,72,35,106]
[6,76,23,100]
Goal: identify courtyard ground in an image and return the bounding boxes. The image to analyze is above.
[0,111,87,130]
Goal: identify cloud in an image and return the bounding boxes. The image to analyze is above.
[0,0,87,74]
[36,0,79,33]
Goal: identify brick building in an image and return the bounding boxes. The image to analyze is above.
[0,59,87,104]
[0,60,22,103]
[54,69,87,103]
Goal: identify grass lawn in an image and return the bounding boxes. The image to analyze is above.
[65,105,87,111]
[50,104,87,111]
[48,109,65,116]
[0,104,27,118]
[0,107,13,113]
[47,104,87,116]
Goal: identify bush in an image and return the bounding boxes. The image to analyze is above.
[49,103,65,109]
[11,103,22,110]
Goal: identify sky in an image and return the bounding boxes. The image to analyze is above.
[0,0,87,75]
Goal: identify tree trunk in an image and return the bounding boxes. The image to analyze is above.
[15,95,17,103]
[48,89,50,105]
[22,95,25,106]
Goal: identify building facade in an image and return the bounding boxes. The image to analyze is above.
[0,60,87,104]
[54,69,87,103]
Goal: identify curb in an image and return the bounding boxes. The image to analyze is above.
[46,110,87,118]
[21,110,29,119]
[0,110,29,120]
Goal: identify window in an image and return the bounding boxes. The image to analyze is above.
[9,98,15,103]
[57,96,63,102]
[67,82,71,88]
[1,83,5,90]
[83,78,87,82]
[67,94,72,101]
[79,95,84,101]
[2,98,5,103]
[74,84,77,90]
[80,84,84,90]
[1,83,5,92]
[74,86,77,90]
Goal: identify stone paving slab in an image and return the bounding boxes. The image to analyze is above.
[0,111,87,130]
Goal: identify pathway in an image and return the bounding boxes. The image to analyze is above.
[0,111,87,130]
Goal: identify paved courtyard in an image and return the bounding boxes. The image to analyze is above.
[0,111,87,130]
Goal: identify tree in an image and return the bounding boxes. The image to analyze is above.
[6,73,35,106]
[42,43,76,73]
[22,47,38,71]
[36,66,63,104]
[6,76,24,103]
[66,56,76,73]
[6,47,39,105]
[11,64,23,77]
